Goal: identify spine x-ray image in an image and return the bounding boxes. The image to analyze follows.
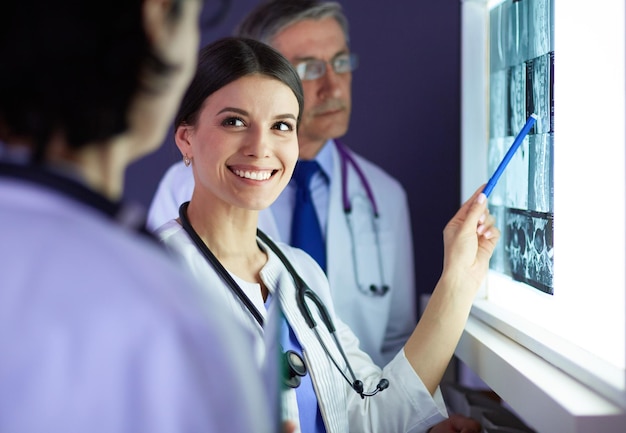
[489,0,554,294]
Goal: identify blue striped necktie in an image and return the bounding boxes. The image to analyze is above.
[290,160,326,272]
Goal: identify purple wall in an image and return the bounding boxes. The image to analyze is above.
[124,0,461,304]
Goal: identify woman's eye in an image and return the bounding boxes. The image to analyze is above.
[222,117,245,127]
[274,121,294,132]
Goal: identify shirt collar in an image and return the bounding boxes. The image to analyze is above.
[315,139,335,182]
[287,139,336,190]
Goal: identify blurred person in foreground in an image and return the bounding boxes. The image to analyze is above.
[0,1,273,432]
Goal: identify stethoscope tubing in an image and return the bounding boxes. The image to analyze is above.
[334,141,389,296]
[256,229,388,398]
[336,140,379,216]
[179,200,389,398]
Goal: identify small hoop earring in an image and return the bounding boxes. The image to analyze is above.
[183,155,191,167]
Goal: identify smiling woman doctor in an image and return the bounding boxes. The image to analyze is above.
[155,36,497,433]
[149,0,417,368]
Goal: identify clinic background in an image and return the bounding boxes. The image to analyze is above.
[124,0,462,307]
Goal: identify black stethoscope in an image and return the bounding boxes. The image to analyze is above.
[179,201,389,399]
[335,140,389,296]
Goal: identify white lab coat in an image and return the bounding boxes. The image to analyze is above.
[148,140,417,367]
[263,141,417,367]
[329,143,417,366]
[156,220,447,433]
[0,167,272,433]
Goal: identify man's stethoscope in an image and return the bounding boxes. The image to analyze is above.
[179,202,389,399]
[335,140,389,296]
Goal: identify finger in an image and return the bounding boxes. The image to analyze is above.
[477,226,501,262]
[477,203,491,225]
[477,213,496,235]
[452,185,488,229]
[465,190,488,229]
[282,420,297,433]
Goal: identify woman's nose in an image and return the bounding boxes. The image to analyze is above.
[244,128,271,157]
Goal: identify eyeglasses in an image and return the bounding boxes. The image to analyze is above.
[294,53,359,81]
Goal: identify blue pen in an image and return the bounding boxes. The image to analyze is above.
[483,113,538,197]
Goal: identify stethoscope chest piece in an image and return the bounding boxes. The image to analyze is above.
[282,349,307,389]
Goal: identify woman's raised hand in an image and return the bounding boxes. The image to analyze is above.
[441,185,500,291]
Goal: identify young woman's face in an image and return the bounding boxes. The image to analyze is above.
[177,74,300,211]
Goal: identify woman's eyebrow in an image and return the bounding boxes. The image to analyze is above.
[217,107,248,116]
[274,113,297,121]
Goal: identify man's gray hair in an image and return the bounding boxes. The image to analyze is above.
[235,0,349,46]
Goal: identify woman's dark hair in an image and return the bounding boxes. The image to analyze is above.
[175,37,304,129]
[0,0,183,160]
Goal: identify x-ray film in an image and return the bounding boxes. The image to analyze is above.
[528,133,553,213]
[526,53,552,134]
[528,0,553,59]
[489,0,554,294]
[490,70,508,139]
[508,63,526,136]
[505,209,553,294]
[490,4,507,72]
[505,0,529,67]
[487,132,530,210]
[488,206,554,294]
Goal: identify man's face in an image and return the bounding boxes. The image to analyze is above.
[271,17,352,159]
